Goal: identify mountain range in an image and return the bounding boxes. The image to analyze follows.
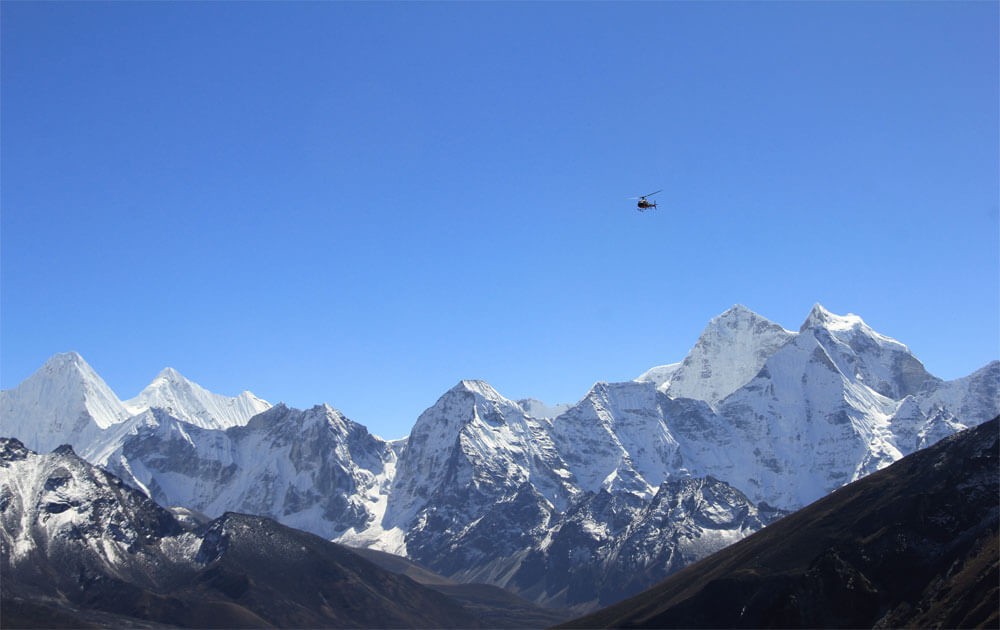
[2,303,997,612]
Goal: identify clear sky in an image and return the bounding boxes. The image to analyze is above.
[2,1,997,440]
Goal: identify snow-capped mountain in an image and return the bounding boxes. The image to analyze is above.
[800,304,940,399]
[0,352,130,454]
[385,380,577,559]
[713,325,902,508]
[369,304,996,608]
[124,367,270,430]
[549,380,686,498]
[99,404,396,542]
[627,303,993,509]
[374,378,781,610]
[2,303,996,613]
[0,355,270,455]
[651,305,796,406]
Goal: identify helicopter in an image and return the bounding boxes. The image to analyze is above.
[630,189,662,212]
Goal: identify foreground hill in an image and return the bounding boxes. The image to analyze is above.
[564,417,999,629]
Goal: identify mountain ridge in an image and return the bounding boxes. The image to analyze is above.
[2,303,997,612]
[124,366,270,430]
[0,353,271,455]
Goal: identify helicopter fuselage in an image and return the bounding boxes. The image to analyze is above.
[632,189,661,211]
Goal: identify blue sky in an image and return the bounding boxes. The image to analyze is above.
[2,1,997,439]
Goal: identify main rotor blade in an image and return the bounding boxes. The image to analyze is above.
[643,189,662,197]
